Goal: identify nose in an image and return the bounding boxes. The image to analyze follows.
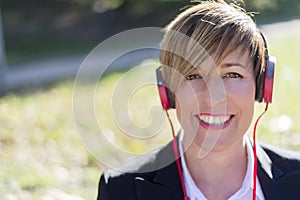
[199,76,226,108]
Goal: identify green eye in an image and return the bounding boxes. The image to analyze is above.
[186,74,202,80]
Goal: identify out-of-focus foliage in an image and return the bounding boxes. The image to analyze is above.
[52,0,300,19]
[243,0,300,22]
[1,0,300,65]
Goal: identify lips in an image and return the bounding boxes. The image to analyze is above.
[196,114,234,130]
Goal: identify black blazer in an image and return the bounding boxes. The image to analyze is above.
[97,139,300,200]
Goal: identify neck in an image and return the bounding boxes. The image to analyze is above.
[182,137,248,199]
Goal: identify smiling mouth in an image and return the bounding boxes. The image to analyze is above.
[196,114,234,129]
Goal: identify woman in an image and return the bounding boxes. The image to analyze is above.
[97,1,300,199]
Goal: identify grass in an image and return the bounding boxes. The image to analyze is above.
[0,83,100,199]
[254,33,300,150]
[1,30,300,199]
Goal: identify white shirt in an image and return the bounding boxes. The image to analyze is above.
[178,130,265,200]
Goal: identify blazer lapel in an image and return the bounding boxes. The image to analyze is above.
[257,144,300,200]
[134,140,184,200]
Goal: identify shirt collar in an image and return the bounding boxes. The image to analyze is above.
[178,129,265,200]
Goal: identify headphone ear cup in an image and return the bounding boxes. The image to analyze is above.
[262,56,276,103]
[256,56,276,103]
[157,84,172,110]
[156,67,175,110]
[166,88,175,109]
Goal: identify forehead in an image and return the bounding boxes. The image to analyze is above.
[194,48,252,72]
[220,48,251,66]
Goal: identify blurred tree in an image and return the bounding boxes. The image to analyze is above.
[67,0,300,24]
[57,0,290,13]
[244,0,278,10]
[1,0,299,68]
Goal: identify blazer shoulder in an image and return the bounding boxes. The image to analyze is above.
[98,140,176,199]
[103,138,175,178]
[257,143,300,199]
[98,170,138,200]
[98,152,159,200]
[260,142,300,171]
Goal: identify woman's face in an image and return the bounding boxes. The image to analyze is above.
[175,48,256,153]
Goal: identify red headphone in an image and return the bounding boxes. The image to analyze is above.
[156,33,275,110]
[257,33,276,104]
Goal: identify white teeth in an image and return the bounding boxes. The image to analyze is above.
[199,115,231,125]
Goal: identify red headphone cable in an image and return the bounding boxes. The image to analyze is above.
[165,111,190,200]
[252,103,269,200]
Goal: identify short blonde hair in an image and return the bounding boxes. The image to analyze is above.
[160,0,265,100]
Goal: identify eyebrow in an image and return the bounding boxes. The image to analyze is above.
[221,63,247,68]
[192,62,248,76]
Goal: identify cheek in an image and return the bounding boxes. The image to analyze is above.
[227,79,256,123]
[175,83,194,107]
[175,87,185,123]
[226,79,256,102]
[174,83,195,122]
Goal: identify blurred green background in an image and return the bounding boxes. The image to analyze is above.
[3,0,300,65]
[1,0,300,199]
